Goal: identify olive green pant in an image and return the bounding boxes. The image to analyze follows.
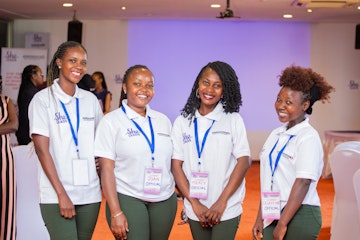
[106,192,177,240]
[188,215,241,240]
[40,202,100,240]
[263,205,322,240]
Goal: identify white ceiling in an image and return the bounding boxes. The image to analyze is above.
[1,0,360,23]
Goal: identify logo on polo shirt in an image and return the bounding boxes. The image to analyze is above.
[182,132,192,143]
[54,112,67,124]
[127,128,140,137]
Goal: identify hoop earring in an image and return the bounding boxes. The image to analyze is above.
[196,88,200,98]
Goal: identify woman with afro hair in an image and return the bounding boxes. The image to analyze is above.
[171,61,251,240]
[252,65,335,240]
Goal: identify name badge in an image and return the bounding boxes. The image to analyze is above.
[73,158,89,186]
[144,167,162,194]
[189,171,209,199]
[261,191,281,220]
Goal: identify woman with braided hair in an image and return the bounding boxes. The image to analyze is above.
[252,65,335,240]
[29,41,103,240]
[171,61,251,240]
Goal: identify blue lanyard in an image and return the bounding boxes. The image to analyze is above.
[60,98,80,157]
[194,118,215,169]
[269,134,294,190]
[121,106,155,164]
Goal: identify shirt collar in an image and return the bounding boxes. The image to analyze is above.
[121,99,155,119]
[52,78,83,104]
[195,102,224,121]
[277,117,310,136]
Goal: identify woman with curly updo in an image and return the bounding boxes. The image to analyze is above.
[252,65,335,240]
[171,61,251,240]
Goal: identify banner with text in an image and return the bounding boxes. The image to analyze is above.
[1,47,47,103]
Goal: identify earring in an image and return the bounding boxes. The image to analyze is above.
[195,88,200,98]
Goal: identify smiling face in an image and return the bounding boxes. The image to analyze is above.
[275,87,310,129]
[122,68,154,116]
[56,46,87,86]
[197,67,223,115]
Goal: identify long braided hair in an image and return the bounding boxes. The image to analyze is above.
[18,65,39,98]
[47,41,87,86]
[181,61,243,121]
[118,64,151,107]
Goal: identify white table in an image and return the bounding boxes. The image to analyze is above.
[322,130,360,178]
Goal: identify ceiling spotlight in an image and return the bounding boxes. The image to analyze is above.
[63,3,73,7]
[283,14,293,19]
[121,6,126,10]
[211,4,221,8]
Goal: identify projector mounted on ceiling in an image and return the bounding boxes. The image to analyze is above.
[293,0,360,8]
[217,0,240,19]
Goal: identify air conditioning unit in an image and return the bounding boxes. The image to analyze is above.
[293,0,360,8]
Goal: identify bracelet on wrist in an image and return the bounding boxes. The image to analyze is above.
[112,211,123,218]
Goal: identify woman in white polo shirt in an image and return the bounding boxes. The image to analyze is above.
[29,41,103,240]
[94,65,177,240]
[171,61,251,240]
[252,65,335,240]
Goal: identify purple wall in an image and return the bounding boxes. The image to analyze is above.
[128,20,310,130]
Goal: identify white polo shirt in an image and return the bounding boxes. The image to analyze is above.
[259,118,323,216]
[171,102,250,221]
[94,100,175,202]
[29,79,103,204]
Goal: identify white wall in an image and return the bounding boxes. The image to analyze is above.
[310,23,360,139]
[13,19,128,111]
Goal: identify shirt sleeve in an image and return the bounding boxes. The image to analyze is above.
[295,130,323,181]
[29,93,50,138]
[94,115,116,160]
[171,116,185,161]
[232,114,251,159]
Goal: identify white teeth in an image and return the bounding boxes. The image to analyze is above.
[72,72,81,76]
[204,94,214,99]
[138,94,147,99]
[278,112,287,117]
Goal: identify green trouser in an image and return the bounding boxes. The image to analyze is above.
[40,202,100,240]
[188,215,241,240]
[263,205,322,240]
[106,192,177,240]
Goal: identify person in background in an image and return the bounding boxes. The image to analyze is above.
[92,71,111,114]
[171,61,251,240]
[0,84,19,240]
[94,65,177,240]
[77,73,95,92]
[252,65,335,240]
[28,41,103,240]
[16,65,44,145]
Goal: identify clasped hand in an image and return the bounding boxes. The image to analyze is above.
[192,200,225,228]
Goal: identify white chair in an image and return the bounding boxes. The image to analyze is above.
[329,142,360,240]
[333,140,360,152]
[353,168,360,223]
[12,143,50,240]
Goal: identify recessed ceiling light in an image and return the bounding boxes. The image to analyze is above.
[211,4,221,8]
[307,9,313,13]
[63,3,73,7]
[283,14,293,19]
[358,6,360,10]
[121,6,126,10]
